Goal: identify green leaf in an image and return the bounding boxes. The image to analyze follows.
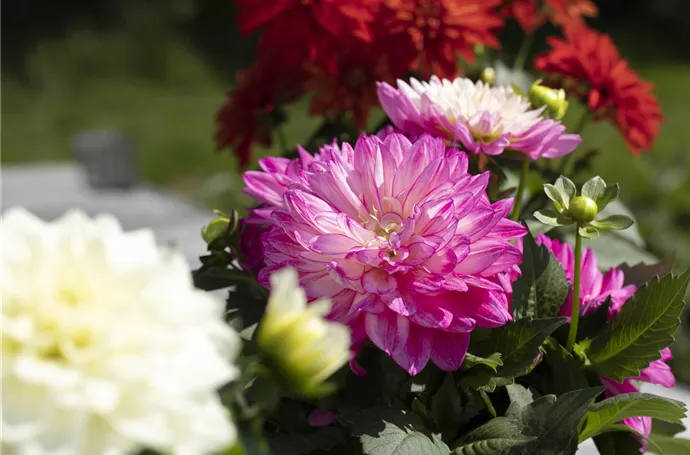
[350,407,450,455]
[508,388,604,455]
[581,176,607,201]
[597,200,645,247]
[512,233,571,320]
[593,431,643,455]
[617,254,677,287]
[579,393,687,442]
[452,418,535,455]
[648,433,690,455]
[505,384,535,409]
[269,427,347,455]
[542,339,590,396]
[554,175,576,207]
[652,419,686,436]
[463,353,503,372]
[591,214,634,231]
[463,318,566,391]
[578,225,599,239]
[596,183,620,212]
[534,209,571,227]
[585,270,690,381]
[573,298,612,342]
[432,374,465,436]
[543,184,567,213]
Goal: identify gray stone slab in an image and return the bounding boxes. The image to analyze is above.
[2,163,212,266]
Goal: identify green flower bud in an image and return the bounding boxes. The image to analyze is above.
[201,217,229,244]
[529,80,568,120]
[257,268,350,398]
[480,67,496,86]
[569,196,598,223]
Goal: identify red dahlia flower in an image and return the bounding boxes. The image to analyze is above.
[236,0,380,70]
[382,0,504,79]
[306,36,415,130]
[215,60,304,166]
[505,0,597,34]
[535,27,663,154]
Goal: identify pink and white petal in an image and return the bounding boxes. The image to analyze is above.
[244,171,288,206]
[423,248,458,275]
[454,239,506,275]
[361,268,398,295]
[391,326,432,376]
[365,312,410,357]
[469,292,512,328]
[430,331,471,371]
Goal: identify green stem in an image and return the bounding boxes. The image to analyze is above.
[558,110,591,175]
[275,125,288,156]
[510,158,530,221]
[566,230,583,351]
[513,33,535,71]
[572,109,591,135]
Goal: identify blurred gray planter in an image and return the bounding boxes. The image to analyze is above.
[73,129,138,189]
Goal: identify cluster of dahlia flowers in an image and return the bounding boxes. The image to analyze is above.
[4,2,685,455]
[217,0,660,167]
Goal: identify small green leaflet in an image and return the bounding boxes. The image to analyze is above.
[350,407,450,455]
[579,393,687,442]
[585,270,690,381]
[507,388,604,455]
[511,232,570,320]
[452,418,535,455]
[462,318,566,392]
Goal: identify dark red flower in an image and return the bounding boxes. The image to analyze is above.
[504,0,597,34]
[305,35,415,130]
[535,26,662,154]
[236,0,380,71]
[215,60,304,166]
[381,0,504,79]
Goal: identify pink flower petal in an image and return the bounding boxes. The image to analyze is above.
[361,268,397,295]
[430,331,471,371]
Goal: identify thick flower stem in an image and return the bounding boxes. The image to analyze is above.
[566,230,583,351]
[513,33,535,71]
[510,159,530,221]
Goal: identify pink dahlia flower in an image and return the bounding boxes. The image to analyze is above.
[536,234,675,450]
[244,133,526,374]
[377,77,582,160]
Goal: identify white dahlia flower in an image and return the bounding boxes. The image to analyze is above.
[1,208,240,455]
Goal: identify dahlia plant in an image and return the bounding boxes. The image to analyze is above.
[4,2,690,455]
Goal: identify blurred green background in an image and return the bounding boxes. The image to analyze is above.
[2,0,689,267]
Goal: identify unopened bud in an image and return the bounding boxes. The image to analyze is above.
[569,196,598,223]
[529,80,568,120]
[480,67,496,86]
[257,268,350,398]
[201,217,229,244]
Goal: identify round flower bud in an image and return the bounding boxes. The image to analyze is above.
[257,268,350,398]
[480,67,496,86]
[569,196,598,223]
[201,217,229,244]
[529,81,569,120]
